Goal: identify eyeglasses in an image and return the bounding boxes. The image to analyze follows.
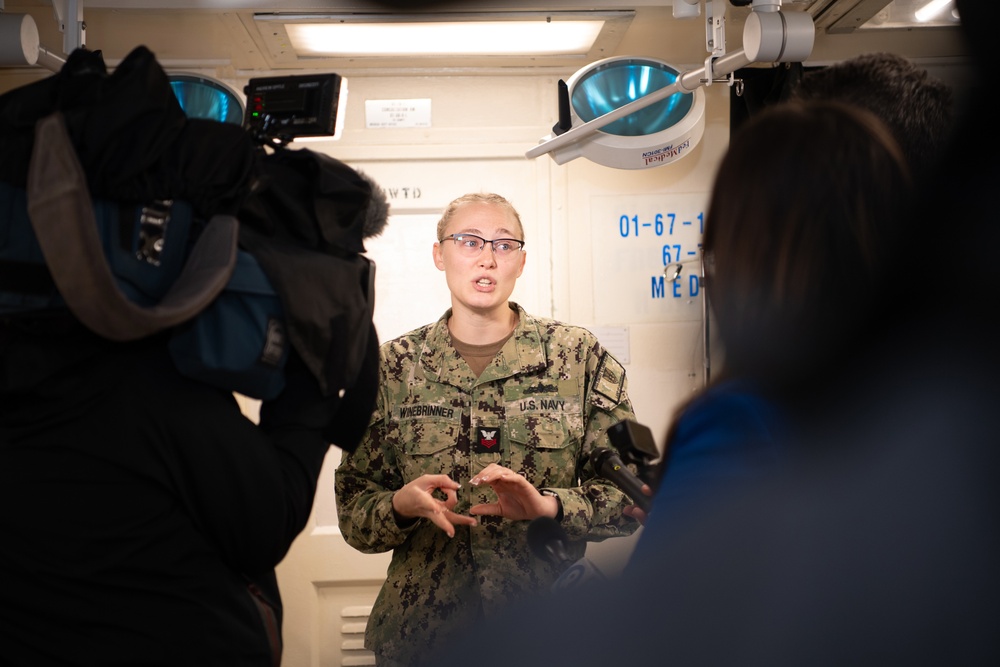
[440,233,525,258]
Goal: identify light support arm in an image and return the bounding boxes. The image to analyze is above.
[673,0,702,19]
[37,46,66,72]
[0,10,40,67]
[707,0,727,56]
[51,0,85,55]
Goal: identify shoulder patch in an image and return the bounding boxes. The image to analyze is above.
[592,351,626,407]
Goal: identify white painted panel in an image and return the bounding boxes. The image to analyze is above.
[590,192,709,324]
[267,73,729,667]
[362,213,453,344]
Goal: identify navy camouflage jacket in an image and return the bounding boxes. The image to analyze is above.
[335,303,640,665]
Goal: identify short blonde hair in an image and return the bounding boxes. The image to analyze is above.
[436,193,524,241]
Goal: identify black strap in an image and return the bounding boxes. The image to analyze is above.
[25,111,238,341]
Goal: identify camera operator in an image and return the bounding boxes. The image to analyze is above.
[0,311,346,666]
[0,43,384,667]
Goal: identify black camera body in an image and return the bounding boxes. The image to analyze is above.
[243,73,346,146]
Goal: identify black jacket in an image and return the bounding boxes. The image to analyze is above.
[0,315,333,666]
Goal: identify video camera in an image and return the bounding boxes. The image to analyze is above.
[243,72,347,146]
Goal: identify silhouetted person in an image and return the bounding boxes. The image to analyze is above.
[431,6,999,663]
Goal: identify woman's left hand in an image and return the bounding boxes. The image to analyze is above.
[468,463,559,521]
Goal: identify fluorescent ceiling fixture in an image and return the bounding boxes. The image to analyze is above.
[285,20,605,57]
[914,0,953,22]
[859,0,960,29]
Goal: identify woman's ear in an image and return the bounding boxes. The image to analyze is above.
[433,241,446,271]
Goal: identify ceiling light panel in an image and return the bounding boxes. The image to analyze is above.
[815,0,960,33]
[862,0,960,29]
[251,11,634,69]
[287,21,604,57]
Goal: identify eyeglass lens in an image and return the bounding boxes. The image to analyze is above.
[446,234,523,257]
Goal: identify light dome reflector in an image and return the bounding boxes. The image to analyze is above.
[560,55,706,170]
[169,74,245,125]
[571,59,694,137]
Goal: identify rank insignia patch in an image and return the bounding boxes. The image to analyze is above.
[474,427,500,453]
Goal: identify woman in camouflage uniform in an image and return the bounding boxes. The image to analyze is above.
[335,192,640,666]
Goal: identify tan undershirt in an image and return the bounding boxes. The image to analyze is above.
[451,331,514,378]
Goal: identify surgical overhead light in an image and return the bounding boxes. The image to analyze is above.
[527,0,815,170]
[550,56,707,170]
[169,74,245,125]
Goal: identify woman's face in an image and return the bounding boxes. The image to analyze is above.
[432,202,526,317]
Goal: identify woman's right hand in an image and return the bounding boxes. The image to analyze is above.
[392,474,478,538]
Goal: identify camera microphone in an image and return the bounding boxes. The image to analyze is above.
[355,170,389,239]
[527,516,573,567]
[527,516,606,591]
[591,447,653,513]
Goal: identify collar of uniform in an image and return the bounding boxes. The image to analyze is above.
[414,304,547,385]
[486,303,547,382]
[412,310,464,385]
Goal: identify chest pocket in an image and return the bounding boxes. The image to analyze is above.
[506,410,584,487]
[392,406,463,482]
[507,412,582,449]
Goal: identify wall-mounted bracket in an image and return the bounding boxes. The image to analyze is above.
[51,0,85,55]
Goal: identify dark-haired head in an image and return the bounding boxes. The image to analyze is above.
[703,100,913,393]
[790,52,954,187]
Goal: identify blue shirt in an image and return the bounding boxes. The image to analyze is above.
[628,379,785,566]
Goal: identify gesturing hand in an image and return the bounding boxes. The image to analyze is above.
[391,474,478,538]
[622,483,654,525]
[468,464,560,522]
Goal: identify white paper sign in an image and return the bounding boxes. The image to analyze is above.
[365,98,432,128]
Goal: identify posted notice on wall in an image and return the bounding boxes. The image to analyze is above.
[365,99,432,128]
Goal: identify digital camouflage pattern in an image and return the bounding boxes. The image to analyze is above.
[335,303,640,666]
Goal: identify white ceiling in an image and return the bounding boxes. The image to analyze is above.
[1,1,970,79]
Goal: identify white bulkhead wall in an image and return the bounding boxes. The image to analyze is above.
[238,69,730,666]
[311,71,729,454]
